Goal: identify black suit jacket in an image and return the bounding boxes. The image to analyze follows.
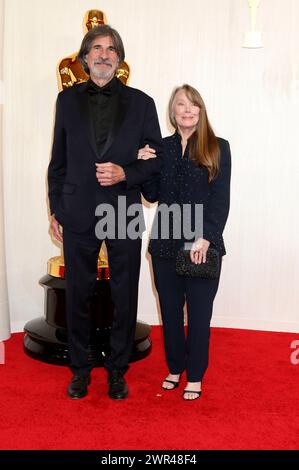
[142,133,231,257]
[48,78,163,233]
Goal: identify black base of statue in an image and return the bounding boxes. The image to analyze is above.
[23,274,151,366]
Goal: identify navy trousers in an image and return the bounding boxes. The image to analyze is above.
[152,256,222,382]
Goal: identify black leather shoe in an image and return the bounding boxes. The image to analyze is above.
[67,374,91,399]
[108,369,128,400]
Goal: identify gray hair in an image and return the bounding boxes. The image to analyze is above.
[78,24,125,74]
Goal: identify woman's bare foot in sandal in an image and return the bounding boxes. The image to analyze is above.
[162,374,180,390]
[183,381,202,400]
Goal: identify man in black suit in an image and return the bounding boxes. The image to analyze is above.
[48,25,163,400]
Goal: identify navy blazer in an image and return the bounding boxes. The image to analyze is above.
[142,132,231,257]
[48,78,163,233]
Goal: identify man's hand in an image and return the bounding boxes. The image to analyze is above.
[190,238,210,264]
[95,162,126,186]
[50,215,63,243]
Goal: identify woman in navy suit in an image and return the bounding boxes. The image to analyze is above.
[140,84,231,400]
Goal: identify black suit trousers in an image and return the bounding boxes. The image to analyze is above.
[152,256,222,382]
[63,223,141,376]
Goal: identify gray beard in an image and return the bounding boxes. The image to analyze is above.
[90,64,115,81]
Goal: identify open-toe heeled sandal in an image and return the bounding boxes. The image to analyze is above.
[183,389,202,400]
[161,378,180,390]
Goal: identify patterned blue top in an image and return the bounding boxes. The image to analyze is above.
[142,132,231,258]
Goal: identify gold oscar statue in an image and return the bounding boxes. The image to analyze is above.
[57,9,130,90]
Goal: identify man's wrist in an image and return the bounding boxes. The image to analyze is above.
[121,168,126,181]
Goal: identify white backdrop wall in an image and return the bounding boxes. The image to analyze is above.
[2,0,299,333]
[0,0,10,341]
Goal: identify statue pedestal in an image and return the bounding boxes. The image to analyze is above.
[23,256,151,366]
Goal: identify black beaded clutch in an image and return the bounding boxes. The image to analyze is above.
[175,248,220,280]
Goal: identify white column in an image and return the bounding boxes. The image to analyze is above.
[0,0,10,341]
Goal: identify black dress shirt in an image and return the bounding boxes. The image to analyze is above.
[87,76,119,155]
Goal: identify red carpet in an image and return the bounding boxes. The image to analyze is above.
[0,326,298,450]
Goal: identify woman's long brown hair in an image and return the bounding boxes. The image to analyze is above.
[169,84,220,182]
